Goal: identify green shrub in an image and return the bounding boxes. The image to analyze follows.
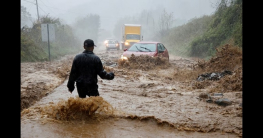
[189,0,242,58]
[21,15,83,62]
[159,0,242,59]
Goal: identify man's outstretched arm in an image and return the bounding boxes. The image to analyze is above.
[97,59,114,80]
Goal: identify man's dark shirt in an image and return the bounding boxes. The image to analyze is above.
[67,50,112,91]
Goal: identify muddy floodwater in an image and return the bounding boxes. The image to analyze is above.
[21,80,238,138]
[21,44,242,138]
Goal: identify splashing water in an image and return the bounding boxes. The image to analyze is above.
[38,96,115,121]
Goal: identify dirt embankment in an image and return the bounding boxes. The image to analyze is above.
[21,55,74,111]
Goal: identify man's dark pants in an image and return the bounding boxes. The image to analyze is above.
[76,82,99,98]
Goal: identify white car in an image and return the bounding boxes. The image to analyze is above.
[104,39,120,51]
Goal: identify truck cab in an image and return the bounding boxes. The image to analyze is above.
[121,24,143,50]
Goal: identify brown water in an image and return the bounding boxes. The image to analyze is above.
[21,116,235,138]
[21,80,239,138]
[21,48,242,137]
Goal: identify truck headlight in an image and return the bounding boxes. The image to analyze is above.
[125,42,129,45]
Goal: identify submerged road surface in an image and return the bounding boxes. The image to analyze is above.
[21,78,238,138]
[21,48,242,137]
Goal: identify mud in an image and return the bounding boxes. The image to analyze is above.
[21,44,242,137]
[21,55,74,111]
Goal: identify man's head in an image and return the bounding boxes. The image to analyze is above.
[83,39,96,51]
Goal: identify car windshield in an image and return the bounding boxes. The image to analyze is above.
[108,40,115,44]
[126,34,140,40]
[128,43,156,52]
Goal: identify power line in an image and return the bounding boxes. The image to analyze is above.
[33,0,117,18]
[38,0,62,17]
[23,0,35,5]
[23,0,124,24]
[22,0,40,21]
[38,0,55,13]
[38,6,48,16]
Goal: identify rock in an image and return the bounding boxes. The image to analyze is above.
[214,98,232,106]
[209,73,219,80]
[206,99,213,103]
[197,70,233,81]
[199,93,209,99]
[213,93,223,96]
[210,93,224,99]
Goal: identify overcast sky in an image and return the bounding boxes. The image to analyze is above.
[21,0,217,32]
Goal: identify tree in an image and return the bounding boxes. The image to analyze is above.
[72,14,100,43]
[158,9,174,36]
[21,5,33,28]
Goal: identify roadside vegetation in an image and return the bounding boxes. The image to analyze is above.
[112,0,242,60]
[161,15,213,58]
[21,32,47,62]
[21,15,82,62]
[161,0,242,59]
[21,0,242,61]
[21,8,101,62]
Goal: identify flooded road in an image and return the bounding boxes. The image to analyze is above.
[21,45,242,137]
[21,80,238,138]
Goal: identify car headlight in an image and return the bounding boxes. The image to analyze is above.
[116,43,119,46]
[125,42,129,45]
[121,55,128,60]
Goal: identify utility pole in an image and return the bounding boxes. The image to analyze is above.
[36,0,40,22]
[23,0,40,21]
[47,24,51,62]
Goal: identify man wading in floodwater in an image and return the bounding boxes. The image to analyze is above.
[67,39,115,98]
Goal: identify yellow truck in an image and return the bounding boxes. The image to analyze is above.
[121,24,143,50]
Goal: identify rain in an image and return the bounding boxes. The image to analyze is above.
[21,0,242,137]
